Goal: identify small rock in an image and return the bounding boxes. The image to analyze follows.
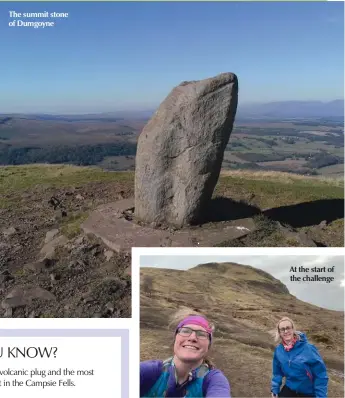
[25,261,46,274]
[84,296,94,304]
[74,236,84,246]
[149,222,160,229]
[29,286,56,301]
[55,209,67,220]
[67,260,77,269]
[0,242,11,250]
[39,235,69,260]
[91,246,101,257]
[68,260,84,270]
[72,243,88,254]
[12,244,22,253]
[319,220,327,228]
[0,273,14,284]
[4,308,13,317]
[44,229,60,244]
[50,274,57,283]
[3,226,17,237]
[105,302,115,313]
[277,223,317,247]
[1,286,56,310]
[42,258,56,268]
[77,259,88,268]
[80,289,94,304]
[2,289,29,309]
[40,246,55,261]
[76,194,84,200]
[48,196,61,209]
[104,250,114,261]
[1,270,10,276]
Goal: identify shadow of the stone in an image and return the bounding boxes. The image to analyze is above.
[263,199,344,228]
[203,197,261,223]
[202,197,344,230]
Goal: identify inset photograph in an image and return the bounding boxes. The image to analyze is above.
[140,253,344,397]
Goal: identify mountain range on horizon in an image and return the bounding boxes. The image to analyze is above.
[1,100,344,120]
[236,99,344,118]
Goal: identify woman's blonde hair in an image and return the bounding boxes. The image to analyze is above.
[274,316,299,344]
[169,307,215,368]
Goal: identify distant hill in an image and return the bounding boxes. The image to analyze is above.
[0,110,154,122]
[237,100,344,119]
[140,262,344,397]
[2,100,343,120]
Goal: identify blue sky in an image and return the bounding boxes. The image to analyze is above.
[1,2,344,113]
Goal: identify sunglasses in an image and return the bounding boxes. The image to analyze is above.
[279,326,292,333]
[177,327,210,340]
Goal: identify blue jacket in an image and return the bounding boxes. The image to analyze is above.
[140,358,231,397]
[271,332,328,397]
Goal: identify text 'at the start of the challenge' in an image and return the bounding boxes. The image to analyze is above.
[8,11,69,28]
[289,265,335,283]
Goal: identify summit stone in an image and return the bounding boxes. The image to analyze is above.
[135,72,238,227]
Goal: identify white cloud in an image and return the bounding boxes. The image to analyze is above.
[140,254,344,311]
[300,257,331,268]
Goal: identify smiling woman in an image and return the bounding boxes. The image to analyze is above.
[140,308,231,397]
[271,317,328,398]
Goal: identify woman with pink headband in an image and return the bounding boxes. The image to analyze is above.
[140,309,231,397]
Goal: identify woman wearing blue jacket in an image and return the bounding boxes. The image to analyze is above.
[271,317,328,398]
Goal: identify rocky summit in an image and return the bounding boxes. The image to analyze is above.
[135,72,239,227]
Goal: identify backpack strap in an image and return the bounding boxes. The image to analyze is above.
[196,362,210,378]
[141,360,171,397]
[165,357,210,378]
[143,358,210,397]
[162,357,173,370]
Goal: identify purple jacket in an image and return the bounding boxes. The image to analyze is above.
[140,359,231,397]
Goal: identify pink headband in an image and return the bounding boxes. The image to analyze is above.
[176,316,213,341]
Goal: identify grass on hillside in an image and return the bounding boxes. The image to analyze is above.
[217,171,343,210]
[0,164,343,213]
[0,164,134,209]
[0,164,133,193]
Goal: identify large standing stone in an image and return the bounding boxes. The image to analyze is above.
[135,72,238,227]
